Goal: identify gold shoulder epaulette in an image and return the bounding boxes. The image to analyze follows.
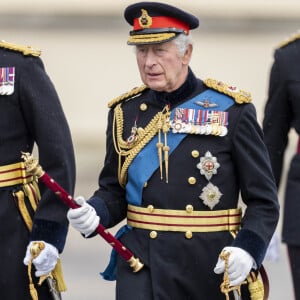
[277,30,300,49]
[0,40,41,57]
[108,85,148,108]
[204,78,251,104]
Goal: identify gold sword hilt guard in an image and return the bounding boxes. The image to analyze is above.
[219,250,247,300]
[30,241,52,285]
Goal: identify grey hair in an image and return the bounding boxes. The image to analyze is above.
[173,33,193,57]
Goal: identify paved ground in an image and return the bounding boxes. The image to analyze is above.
[1,16,298,299]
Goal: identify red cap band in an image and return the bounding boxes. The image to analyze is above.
[133,16,190,34]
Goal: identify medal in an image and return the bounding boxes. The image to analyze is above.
[197,151,220,180]
[199,182,223,209]
[0,67,15,95]
[126,120,139,146]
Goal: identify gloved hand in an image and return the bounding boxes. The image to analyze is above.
[23,241,59,277]
[214,246,256,286]
[67,196,100,237]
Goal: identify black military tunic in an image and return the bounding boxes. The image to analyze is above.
[263,33,300,300]
[89,69,279,299]
[263,33,300,246]
[0,42,75,299]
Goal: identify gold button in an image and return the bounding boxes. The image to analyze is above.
[144,182,148,188]
[140,103,148,111]
[150,231,157,239]
[188,177,196,185]
[186,205,194,213]
[185,231,193,239]
[147,205,154,213]
[191,150,200,158]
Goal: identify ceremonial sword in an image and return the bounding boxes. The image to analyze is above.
[22,152,144,274]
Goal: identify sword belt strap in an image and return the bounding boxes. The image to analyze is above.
[0,162,34,188]
[127,204,242,232]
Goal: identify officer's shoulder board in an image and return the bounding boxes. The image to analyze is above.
[108,85,149,108]
[0,40,41,57]
[204,78,251,104]
[277,30,300,49]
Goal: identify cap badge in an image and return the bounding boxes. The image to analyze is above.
[139,9,152,28]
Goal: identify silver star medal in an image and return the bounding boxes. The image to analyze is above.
[197,151,222,209]
[199,182,223,209]
[197,151,220,180]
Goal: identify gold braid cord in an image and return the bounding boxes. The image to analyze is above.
[204,78,252,104]
[113,103,170,187]
[219,251,246,300]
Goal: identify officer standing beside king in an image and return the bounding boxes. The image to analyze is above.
[68,2,279,299]
[263,30,300,300]
[0,39,76,299]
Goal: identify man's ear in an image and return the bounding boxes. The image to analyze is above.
[182,44,193,65]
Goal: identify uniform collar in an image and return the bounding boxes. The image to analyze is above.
[152,68,198,107]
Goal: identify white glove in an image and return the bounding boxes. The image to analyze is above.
[214,246,256,286]
[23,241,59,277]
[67,196,100,237]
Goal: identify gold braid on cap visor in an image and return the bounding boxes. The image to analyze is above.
[128,32,176,44]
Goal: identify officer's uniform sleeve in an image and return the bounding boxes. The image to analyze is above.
[263,50,292,187]
[88,108,128,229]
[19,56,76,252]
[230,103,279,267]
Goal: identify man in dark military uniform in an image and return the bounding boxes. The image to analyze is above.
[0,40,75,299]
[68,2,279,299]
[263,31,300,300]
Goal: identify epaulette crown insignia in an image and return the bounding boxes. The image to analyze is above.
[204,78,251,104]
[108,85,148,108]
[0,40,41,57]
[277,30,300,49]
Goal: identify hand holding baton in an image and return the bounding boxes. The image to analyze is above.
[21,152,144,273]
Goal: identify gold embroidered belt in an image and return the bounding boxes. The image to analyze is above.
[0,162,34,188]
[127,204,242,232]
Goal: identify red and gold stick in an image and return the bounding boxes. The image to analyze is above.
[21,152,144,273]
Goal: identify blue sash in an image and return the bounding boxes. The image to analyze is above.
[125,89,234,205]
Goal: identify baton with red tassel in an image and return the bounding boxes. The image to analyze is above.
[21,152,144,273]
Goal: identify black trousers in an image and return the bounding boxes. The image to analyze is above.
[288,245,300,300]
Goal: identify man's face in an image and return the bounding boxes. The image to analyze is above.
[135,40,192,93]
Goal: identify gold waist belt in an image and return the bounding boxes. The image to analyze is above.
[127,204,242,232]
[0,162,34,188]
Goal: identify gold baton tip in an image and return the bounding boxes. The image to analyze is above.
[127,256,144,273]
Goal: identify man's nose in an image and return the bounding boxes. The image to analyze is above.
[145,50,157,67]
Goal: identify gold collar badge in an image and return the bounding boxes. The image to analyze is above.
[139,9,152,28]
